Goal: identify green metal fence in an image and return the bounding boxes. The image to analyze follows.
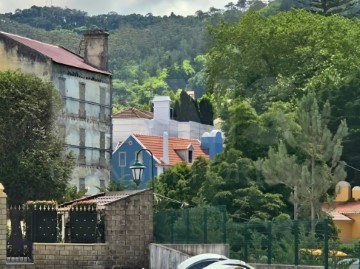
[155,207,357,268]
[155,205,227,244]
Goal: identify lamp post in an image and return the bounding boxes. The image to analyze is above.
[130,149,155,190]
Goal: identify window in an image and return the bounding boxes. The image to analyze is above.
[99,179,105,189]
[59,77,66,96]
[187,144,194,163]
[78,128,86,163]
[99,132,105,166]
[119,152,126,167]
[79,82,86,119]
[99,86,106,121]
[79,178,85,191]
[188,150,193,163]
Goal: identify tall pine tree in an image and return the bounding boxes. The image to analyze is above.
[257,92,348,231]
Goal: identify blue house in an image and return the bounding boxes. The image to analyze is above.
[112,131,223,189]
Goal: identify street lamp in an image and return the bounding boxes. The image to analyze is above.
[130,149,154,190]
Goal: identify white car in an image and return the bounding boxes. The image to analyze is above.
[203,259,254,269]
[177,253,229,269]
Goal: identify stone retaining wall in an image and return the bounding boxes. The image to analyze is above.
[0,186,153,269]
[32,243,108,269]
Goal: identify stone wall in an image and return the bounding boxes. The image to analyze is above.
[1,187,153,269]
[32,243,108,269]
[105,189,153,269]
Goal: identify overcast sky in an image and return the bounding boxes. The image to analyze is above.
[0,0,233,16]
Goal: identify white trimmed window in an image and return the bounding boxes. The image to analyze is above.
[119,152,126,167]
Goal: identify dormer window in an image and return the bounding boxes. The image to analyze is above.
[187,144,194,163]
[188,150,193,163]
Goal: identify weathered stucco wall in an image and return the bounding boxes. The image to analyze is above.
[0,34,112,195]
[52,64,112,194]
[0,38,52,79]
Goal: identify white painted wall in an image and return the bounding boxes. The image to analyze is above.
[112,117,215,150]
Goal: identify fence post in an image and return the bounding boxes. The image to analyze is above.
[294,220,299,267]
[244,223,249,262]
[222,207,227,244]
[0,183,7,265]
[186,209,190,244]
[203,208,208,244]
[267,222,272,265]
[324,218,329,269]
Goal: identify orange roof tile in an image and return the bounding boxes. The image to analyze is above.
[133,134,209,166]
[323,201,360,222]
[331,201,360,214]
[0,31,111,75]
[113,108,153,119]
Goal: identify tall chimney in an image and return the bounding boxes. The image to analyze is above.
[83,29,109,71]
[163,131,169,164]
[152,96,171,123]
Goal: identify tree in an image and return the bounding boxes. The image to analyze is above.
[0,71,74,253]
[206,9,360,184]
[173,90,201,123]
[198,95,215,126]
[206,10,360,110]
[294,0,358,15]
[257,93,348,231]
[0,71,74,205]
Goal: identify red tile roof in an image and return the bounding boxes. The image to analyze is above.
[113,108,153,119]
[0,31,111,75]
[133,134,209,166]
[330,201,360,214]
[323,201,360,221]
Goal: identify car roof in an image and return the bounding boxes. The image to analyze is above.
[204,259,254,269]
[178,253,228,269]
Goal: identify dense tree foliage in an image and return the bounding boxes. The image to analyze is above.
[0,71,74,205]
[280,0,360,15]
[207,9,360,184]
[257,93,348,227]
[2,3,360,225]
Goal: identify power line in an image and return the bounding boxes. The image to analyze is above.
[344,163,360,172]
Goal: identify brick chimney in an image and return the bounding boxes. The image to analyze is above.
[83,29,109,71]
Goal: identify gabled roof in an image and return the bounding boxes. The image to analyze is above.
[323,201,360,221]
[113,108,153,119]
[0,31,111,75]
[132,134,209,166]
[59,190,148,210]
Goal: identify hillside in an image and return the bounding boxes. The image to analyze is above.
[0,5,252,110]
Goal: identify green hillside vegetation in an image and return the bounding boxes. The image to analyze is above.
[0,2,274,111]
[2,2,360,226]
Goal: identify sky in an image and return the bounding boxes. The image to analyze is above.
[0,0,233,16]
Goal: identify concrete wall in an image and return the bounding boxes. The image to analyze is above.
[149,243,230,269]
[252,265,322,269]
[112,116,215,150]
